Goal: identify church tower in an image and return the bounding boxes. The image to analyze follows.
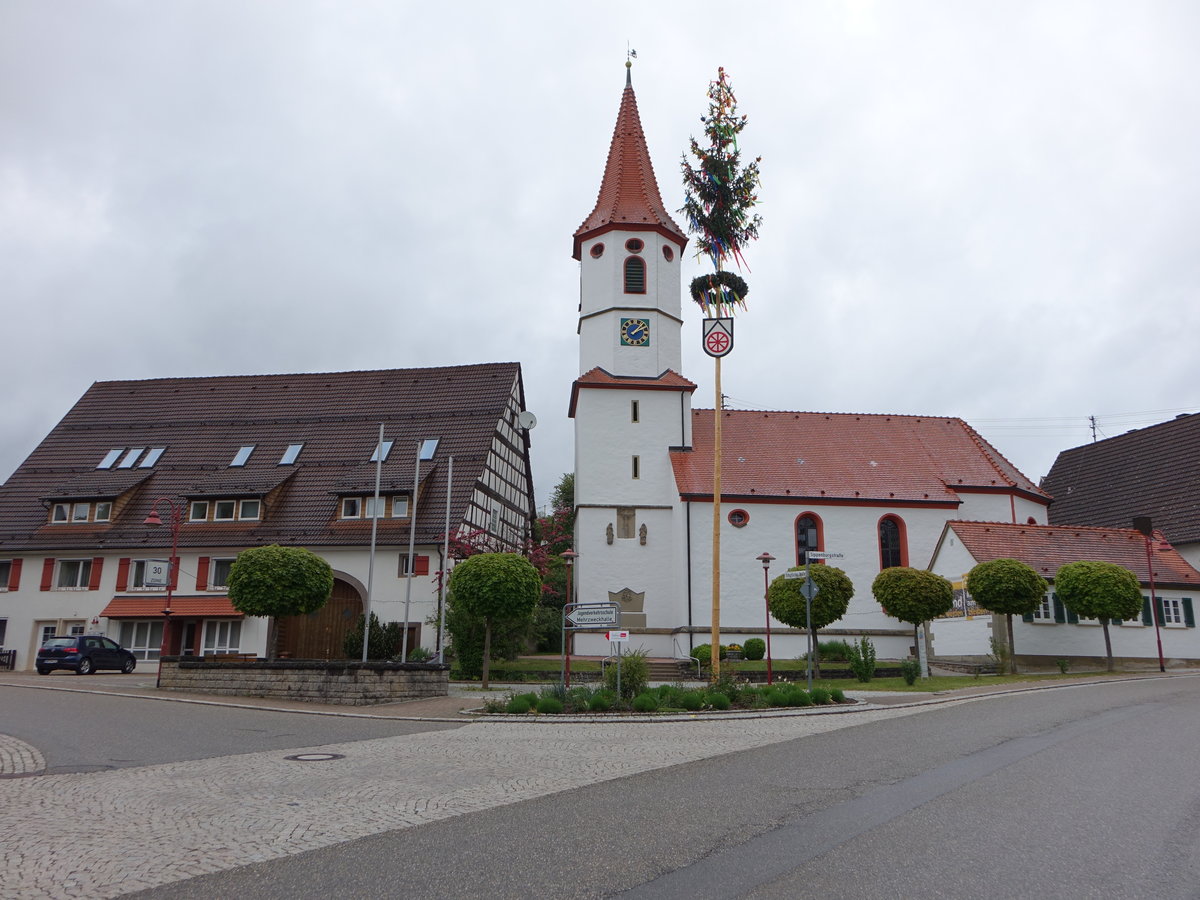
[570,64,695,646]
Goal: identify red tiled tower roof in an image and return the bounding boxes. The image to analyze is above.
[671,410,1049,505]
[944,520,1200,588]
[568,367,696,417]
[573,68,687,260]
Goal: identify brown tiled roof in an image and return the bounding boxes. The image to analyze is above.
[1043,413,1200,545]
[0,364,531,553]
[41,471,152,501]
[671,410,1048,504]
[944,520,1200,588]
[572,73,687,260]
[99,596,242,618]
[568,368,697,417]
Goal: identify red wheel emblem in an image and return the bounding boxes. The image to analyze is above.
[705,331,730,354]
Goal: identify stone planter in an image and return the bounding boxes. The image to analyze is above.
[158,657,449,705]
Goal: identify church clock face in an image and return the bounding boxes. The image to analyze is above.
[620,318,650,347]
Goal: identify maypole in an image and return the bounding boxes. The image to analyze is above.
[680,67,762,680]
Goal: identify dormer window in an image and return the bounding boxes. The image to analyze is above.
[49,501,111,525]
[624,257,646,294]
[230,445,255,467]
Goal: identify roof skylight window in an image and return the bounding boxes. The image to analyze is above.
[280,443,304,465]
[117,448,144,469]
[139,448,165,468]
[418,438,440,461]
[230,445,255,467]
[370,440,394,463]
[97,449,123,470]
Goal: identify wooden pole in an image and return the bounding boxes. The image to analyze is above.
[711,355,722,679]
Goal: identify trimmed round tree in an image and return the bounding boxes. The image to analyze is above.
[871,568,954,668]
[965,558,1048,674]
[767,565,854,677]
[227,544,334,659]
[448,552,542,689]
[1055,560,1143,672]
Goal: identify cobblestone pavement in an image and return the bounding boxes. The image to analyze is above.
[0,673,1181,899]
[1,700,938,899]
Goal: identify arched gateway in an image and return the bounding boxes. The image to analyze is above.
[276,578,362,660]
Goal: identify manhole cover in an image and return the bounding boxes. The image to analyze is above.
[284,753,345,762]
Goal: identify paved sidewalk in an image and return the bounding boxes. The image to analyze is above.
[0,671,1191,898]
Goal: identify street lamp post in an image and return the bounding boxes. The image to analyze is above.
[144,497,185,687]
[561,549,577,688]
[1134,517,1167,673]
[756,552,775,684]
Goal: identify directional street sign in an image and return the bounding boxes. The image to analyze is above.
[806,551,844,560]
[782,571,804,579]
[565,604,619,627]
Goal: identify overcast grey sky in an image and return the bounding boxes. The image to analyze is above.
[3,1,1197,509]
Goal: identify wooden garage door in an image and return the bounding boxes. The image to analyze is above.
[276,579,362,660]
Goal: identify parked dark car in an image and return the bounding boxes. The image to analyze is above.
[36,635,137,675]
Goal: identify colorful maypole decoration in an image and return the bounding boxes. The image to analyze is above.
[681,67,762,681]
[680,66,763,318]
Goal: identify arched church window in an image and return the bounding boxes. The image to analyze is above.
[796,514,822,565]
[878,516,907,569]
[624,257,646,294]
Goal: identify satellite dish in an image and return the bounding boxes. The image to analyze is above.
[517,410,538,431]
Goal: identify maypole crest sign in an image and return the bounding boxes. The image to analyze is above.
[702,318,734,357]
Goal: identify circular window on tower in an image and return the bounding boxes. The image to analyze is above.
[662,245,674,262]
[728,509,750,528]
[625,238,644,254]
[590,243,605,259]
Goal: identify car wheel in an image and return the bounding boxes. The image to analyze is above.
[77,657,94,675]
[122,657,136,674]
[36,666,51,676]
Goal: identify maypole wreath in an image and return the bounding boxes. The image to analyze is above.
[680,66,762,316]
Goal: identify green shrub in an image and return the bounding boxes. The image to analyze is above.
[765,688,790,707]
[691,643,724,667]
[536,696,564,714]
[343,614,404,661]
[1056,658,1070,674]
[830,688,846,703]
[743,638,766,661]
[632,693,659,713]
[588,691,614,712]
[819,640,852,661]
[406,645,433,662]
[677,691,704,711]
[900,659,921,685]
[790,689,813,707]
[604,648,649,700]
[810,687,831,705]
[706,692,731,710]
[846,636,877,683]
[506,696,532,714]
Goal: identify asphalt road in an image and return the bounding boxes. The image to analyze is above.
[129,677,1200,900]
[0,679,463,774]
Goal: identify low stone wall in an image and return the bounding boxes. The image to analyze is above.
[158,658,449,705]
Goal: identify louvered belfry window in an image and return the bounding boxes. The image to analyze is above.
[624,256,646,294]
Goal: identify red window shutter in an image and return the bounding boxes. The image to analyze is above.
[8,559,21,591]
[40,558,55,591]
[169,556,179,590]
[195,557,210,591]
[89,557,104,591]
[414,555,430,576]
[116,558,131,592]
